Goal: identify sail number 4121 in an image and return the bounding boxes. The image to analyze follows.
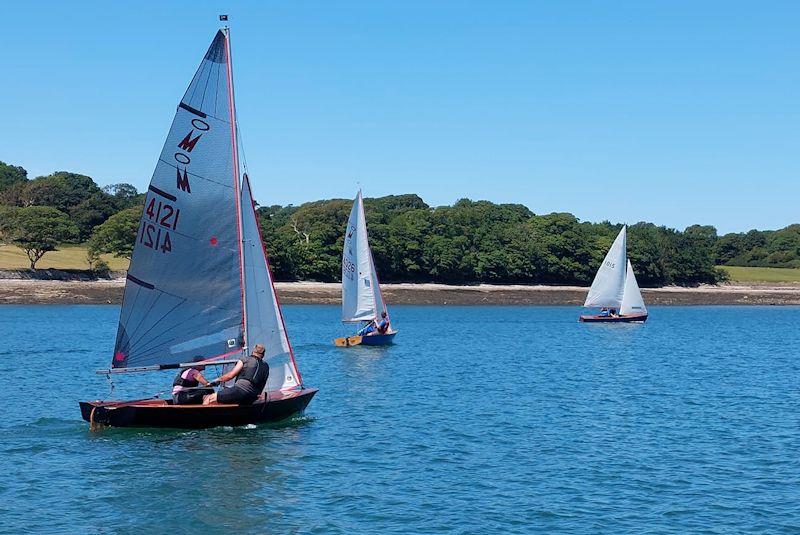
[139,199,181,254]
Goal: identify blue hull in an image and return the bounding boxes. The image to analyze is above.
[358,332,398,346]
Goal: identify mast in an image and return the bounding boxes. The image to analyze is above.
[222,22,249,351]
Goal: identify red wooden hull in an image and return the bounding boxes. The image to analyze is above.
[579,313,648,323]
[79,388,317,429]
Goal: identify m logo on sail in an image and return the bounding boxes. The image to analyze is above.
[178,130,203,152]
[176,168,191,193]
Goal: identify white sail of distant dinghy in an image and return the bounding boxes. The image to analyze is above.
[584,226,627,309]
[620,260,647,316]
[341,190,388,323]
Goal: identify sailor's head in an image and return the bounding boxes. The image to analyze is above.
[252,344,266,359]
[192,355,206,371]
[381,312,387,319]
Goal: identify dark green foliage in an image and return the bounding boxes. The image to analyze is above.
[3,206,79,269]
[0,159,788,283]
[87,206,142,259]
[0,161,27,192]
[254,195,724,286]
[715,226,800,268]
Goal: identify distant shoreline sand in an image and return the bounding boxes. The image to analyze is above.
[2,278,800,306]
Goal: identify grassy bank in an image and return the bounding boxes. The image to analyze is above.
[718,266,800,283]
[0,245,129,271]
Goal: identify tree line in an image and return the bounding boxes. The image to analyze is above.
[0,159,793,284]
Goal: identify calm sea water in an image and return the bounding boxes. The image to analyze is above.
[0,305,799,533]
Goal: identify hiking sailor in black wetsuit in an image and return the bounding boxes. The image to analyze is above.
[203,344,269,405]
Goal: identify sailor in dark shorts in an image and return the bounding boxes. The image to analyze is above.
[203,344,269,405]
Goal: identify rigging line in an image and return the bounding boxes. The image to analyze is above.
[122,290,163,345]
[118,281,143,333]
[186,55,209,108]
[126,306,237,358]
[123,298,187,354]
[198,52,212,112]
[130,310,230,356]
[213,59,222,121]
[132,320,242,363]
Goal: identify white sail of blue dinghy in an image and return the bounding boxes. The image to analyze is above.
[112,30,246,370]
[584,226,627,310]
[341,191,388,324]
[620,260,647,316]
[240,175,302,392]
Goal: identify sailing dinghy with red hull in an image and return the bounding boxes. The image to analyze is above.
[579,226,648,323]
[81,26,316,429]
[334,191,397,347]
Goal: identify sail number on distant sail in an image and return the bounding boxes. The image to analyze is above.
[138,117,210,254]
[343,224,357,280]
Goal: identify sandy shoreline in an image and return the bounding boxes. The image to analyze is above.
[2,278,800,305]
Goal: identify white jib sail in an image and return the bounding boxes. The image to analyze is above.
[584,225,627,309]
[341,191,384,322]
[241,175,301,391]
[620,259,647,316]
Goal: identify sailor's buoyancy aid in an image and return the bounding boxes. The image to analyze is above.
[173,368,199,389]
[236,356,269,393]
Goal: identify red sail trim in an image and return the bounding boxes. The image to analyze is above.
[243,174,303,387]
[223,28,248,349]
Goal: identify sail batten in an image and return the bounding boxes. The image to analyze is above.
[584,226,627,309]
[341,191,388,323]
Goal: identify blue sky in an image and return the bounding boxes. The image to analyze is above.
[1,1,797,234]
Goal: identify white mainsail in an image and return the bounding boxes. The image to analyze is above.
[341,191,388,323]
[241,175,301,391]
[620,259,647,316]
[584,226,627,309]
[113,30,244,369]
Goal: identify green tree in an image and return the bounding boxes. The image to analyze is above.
[88,206,142,259]
[0,161,27,192]
[5,206,79,269]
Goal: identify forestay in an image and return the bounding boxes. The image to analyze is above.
[112,30,244,369]
[620,259,647,316]
[241,175,301,391]
[341,191,387,323]
[584,226,627,309]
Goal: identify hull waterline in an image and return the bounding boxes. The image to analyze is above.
[359,331,397,345]
[80,388,317,429]
[579,314,648,323]
[334,331,397,347]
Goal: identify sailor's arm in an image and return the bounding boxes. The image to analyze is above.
[213,361,243,384]
[195,371,211,386]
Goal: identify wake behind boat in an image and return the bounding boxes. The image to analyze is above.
[81,25,316,428]
[334,191,397,347]
[580,226,648,323]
